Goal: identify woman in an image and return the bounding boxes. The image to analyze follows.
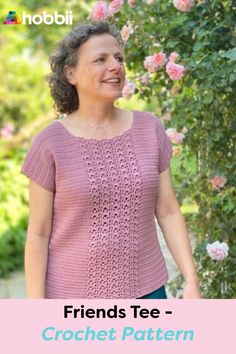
[21,22,201,299]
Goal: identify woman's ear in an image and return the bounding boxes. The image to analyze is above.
[63,65,77,85]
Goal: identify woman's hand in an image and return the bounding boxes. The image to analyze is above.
[182,281,201,299]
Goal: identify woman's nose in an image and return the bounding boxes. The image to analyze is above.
[108,57,121,71]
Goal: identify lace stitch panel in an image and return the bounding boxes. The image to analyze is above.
[81,132,142,298]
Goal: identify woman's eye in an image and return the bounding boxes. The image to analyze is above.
[95,56,124,64]
[96,58,105,62]
[116,57,124,64]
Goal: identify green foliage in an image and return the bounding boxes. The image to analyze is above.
[0,0,93,129]
[0,149,29,277]
[111,0,236,298]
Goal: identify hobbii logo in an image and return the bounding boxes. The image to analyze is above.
[22,10,73,25]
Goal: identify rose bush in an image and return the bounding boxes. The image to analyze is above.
[89,0,236,298]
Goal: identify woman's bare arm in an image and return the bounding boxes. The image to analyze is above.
[155,168,201,298]
[24,180,54,298]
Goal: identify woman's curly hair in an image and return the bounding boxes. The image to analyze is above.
[47,22,123,115]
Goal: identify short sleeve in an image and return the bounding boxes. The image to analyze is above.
[155,117,173,174]
[20,132,55,192]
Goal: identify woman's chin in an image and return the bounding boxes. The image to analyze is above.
[101,91,123,101]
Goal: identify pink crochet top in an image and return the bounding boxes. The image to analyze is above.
[21,110,172,298]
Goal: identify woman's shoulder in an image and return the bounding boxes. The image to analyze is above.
[29,119,62,150]
[33,119,61,139]
[133,110,169,145]
[133,110,163,127]
[133,109,158,119]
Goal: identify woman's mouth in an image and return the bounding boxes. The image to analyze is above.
[102,78,121,84]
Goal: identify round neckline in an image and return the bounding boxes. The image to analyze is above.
[54,110,136,143]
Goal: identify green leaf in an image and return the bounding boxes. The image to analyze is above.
[229,73,236,83]
[220,48,236,61]
[203,92,214,104]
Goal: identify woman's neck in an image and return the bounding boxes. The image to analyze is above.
[76,102,119,125]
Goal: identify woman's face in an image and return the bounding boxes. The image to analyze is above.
[66,33,126,103]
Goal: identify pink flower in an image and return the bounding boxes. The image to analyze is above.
[143,56,159,73]
[166,61,185,80]
[153,52,167,66]
[122,79,136,98]
[128,0,136,7]
[206,241,229,261]
[90,1,110,21]
[120,23,134,42]
[165,128,185,144]
[140,73,150,85]
[4,123,14,133]
[0,123,15,139]
[210,176,227,190]
[169,51,179,62]
[108,0,123,15]
[173,0,195,12]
